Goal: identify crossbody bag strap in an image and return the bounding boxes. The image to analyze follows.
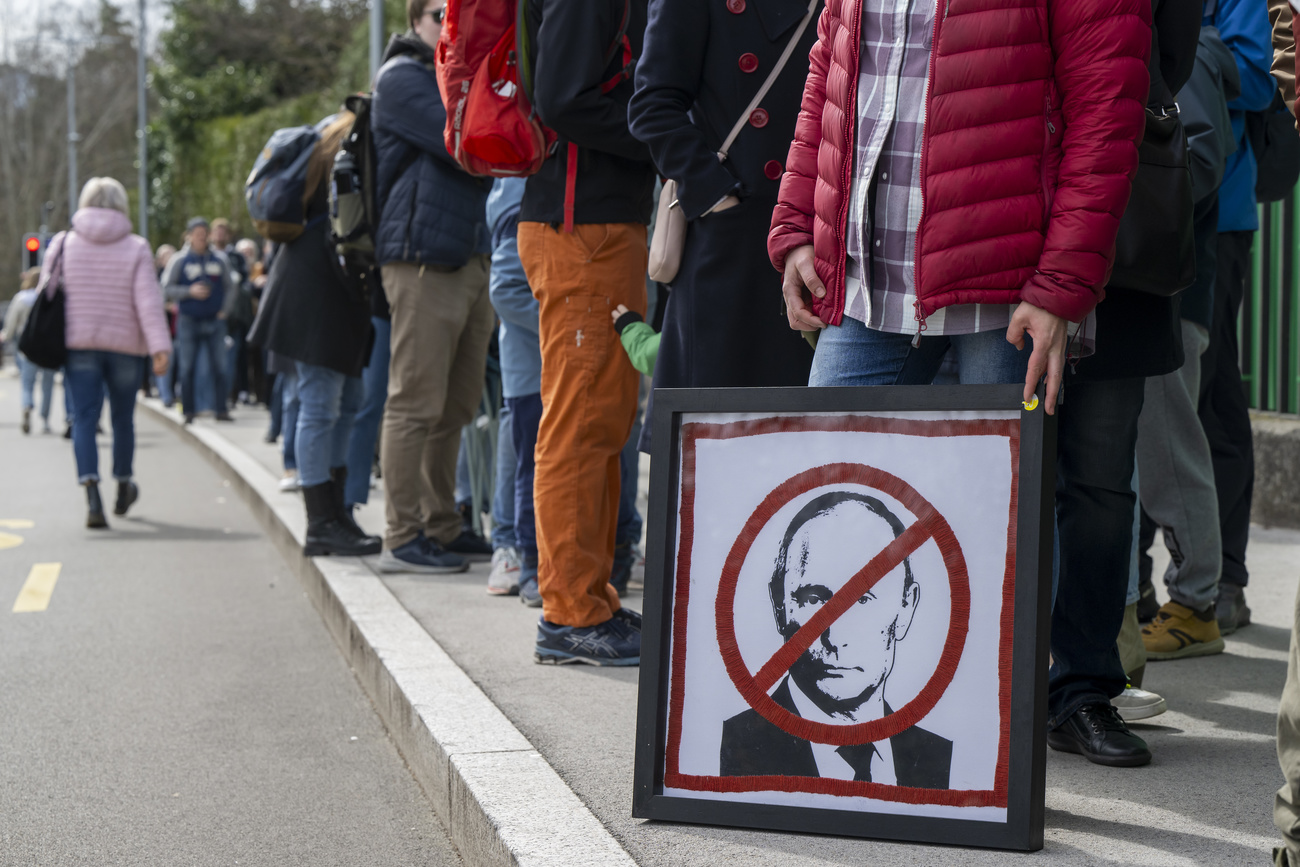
[717,0,819,161]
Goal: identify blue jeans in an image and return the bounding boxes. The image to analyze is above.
[177,316,228,416]
[617,409,643,546]
[344,317,390,507]
[808,316,1031,386]
[507,393,543,560]
[65,350,144,483]
[18,353,55,419]
[1049,376,1146,727]
[281,370,301,472]
[294,362,363,488]
[491,402,516,550]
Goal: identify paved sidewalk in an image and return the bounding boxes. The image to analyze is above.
[166,402,1293,866]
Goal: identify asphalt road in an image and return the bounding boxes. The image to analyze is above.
[0,367,460,867]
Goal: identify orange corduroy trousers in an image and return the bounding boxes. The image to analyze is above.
[517,221,647,628]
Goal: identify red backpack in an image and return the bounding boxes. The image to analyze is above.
[434,0,631,230]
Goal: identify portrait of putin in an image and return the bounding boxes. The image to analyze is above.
[719,490,952,787]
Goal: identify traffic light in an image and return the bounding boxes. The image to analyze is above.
[22,234,43,271]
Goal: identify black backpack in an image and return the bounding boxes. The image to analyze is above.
[329,93,419,276]
[1247,91,1300,204]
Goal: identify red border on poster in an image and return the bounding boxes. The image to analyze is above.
[661,414,1020,809]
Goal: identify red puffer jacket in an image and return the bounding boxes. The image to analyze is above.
[768,0,1151,328]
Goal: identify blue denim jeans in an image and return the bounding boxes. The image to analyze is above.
[1049,376,1146,727]
[64,350,145,483]
[281,370,301,472]
[344,317,390,507]
[617,409,643,546]
[176,316,228,416]
[809,316,1031,386]
[18,353,55,419]
[507,393,543,561]
[490,402,516,550]
[294,362,363,488]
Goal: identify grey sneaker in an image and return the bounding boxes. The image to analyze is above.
[1111,685,1167,722]
[1216,583,1251,636]
[487,547,521,596]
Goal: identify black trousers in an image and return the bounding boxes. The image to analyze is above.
[1199,230,1254,588]
[1049,376,1147,727]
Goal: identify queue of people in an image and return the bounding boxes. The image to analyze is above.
[9,0,1300,857]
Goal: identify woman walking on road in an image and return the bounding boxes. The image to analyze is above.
[43,177,172,528]
[2,268,57,435]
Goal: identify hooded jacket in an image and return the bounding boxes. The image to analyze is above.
[767,0,1152,328]
[43,208,171,358]
[372,34,491,268]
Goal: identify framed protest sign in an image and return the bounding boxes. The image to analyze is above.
[632,385,1055,851]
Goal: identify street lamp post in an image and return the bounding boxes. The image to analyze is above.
[370,0,382,83]
[66,53,78,219]
[137,0,148,239]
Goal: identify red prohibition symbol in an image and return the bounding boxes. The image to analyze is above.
[714,462,971,747]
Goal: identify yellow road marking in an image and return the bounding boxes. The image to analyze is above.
[13,563,61,613]
[0,532,22,550]
[0,519,34,529]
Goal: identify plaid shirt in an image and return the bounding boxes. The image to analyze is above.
[842,0,1012,336]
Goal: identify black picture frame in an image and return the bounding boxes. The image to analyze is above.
[632,384,1056,852]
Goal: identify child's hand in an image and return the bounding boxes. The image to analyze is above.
[611,304,630,324]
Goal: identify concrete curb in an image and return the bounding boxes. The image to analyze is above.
[140,400,636,867]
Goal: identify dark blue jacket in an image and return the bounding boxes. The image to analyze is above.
[1210,0,1277,232]
[372,35,491,268]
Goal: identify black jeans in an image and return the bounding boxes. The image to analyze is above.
[1049,376,1146,728]
[1200,230,1254,588]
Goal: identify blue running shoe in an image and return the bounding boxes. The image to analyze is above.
[613,607,641,631]
[535,616,640,666]
[377,532,468,574]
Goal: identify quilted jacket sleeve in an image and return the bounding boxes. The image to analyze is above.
[767,6,833,273]
[132,239,173,357]
[1018,0,1152,322]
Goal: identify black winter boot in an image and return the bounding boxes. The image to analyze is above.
[85,481,108,529]
[302,481,382,557]
[329,466,380,547]
[114,480,139,516]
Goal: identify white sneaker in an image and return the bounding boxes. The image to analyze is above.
[486,546,521,596]
[279,472,302,492]
[1112,685,1167,722]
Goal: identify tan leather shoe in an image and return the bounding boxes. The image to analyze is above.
[1142,600,1225,660]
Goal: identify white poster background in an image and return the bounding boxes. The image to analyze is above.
[664,410,1018,822]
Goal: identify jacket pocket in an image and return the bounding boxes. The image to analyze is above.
[1041,96,1060,224]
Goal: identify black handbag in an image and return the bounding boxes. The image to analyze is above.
[18,233,68,370]
[1109,19,1194,297]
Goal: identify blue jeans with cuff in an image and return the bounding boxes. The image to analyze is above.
[65,350,145,483]
[293,362,363,488]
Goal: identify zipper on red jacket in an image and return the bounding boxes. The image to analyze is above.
[834,0,864,326]
[1040,96,1056,223]
[912,0,944,345]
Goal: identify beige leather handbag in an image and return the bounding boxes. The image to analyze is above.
[646,0,818,284]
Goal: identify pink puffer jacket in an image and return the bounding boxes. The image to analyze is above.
[43,208,172,358]
[768,0,1152,327]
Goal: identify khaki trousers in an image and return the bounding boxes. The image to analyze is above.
[1277,582,1300,861]
[517,222,646,628]
[380,257,493,550]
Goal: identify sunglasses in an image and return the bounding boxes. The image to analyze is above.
[423,6,446,24]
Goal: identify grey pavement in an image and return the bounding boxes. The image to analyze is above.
[0,368,461,867]
[176,398,1297,866]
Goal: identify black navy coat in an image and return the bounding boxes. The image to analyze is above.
[629,0,817,392]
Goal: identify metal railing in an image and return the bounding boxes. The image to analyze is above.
[1248,196,1300,414]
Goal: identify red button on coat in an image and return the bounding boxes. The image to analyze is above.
[739,52,759,73]
[749,108,769,128]
[726,0,746,12]
[764,160,783,180]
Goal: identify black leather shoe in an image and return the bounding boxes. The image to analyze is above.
[445,530,493,562]
[85,482,108,529]
[1047,702,1151,767]
[301,482,382,557]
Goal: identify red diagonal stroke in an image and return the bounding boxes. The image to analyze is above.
[752,514,937,694]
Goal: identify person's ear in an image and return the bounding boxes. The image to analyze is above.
[894,582,920,642]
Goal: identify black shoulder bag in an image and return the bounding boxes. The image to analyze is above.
[18,232,69,370]
[1109,15,1195,297]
